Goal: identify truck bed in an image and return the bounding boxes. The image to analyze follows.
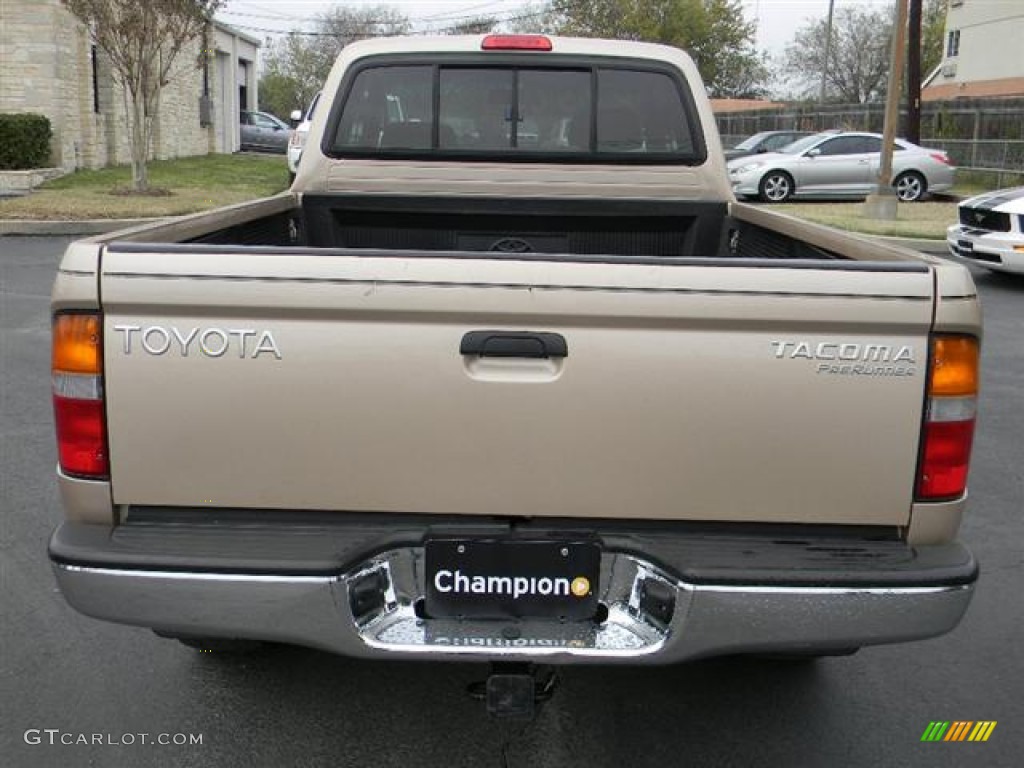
[85,193,937,528]
[119,192,927,265]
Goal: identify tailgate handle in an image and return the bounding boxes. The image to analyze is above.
[460,331,568,359]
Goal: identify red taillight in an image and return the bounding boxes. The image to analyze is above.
[52,313,108,479]
[916,336,979,501]
[54,396,108,476]
[918,420,976,499]
[481,35,552,51]
[930,152,952,166]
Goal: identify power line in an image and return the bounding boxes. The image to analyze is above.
[222,7,550,37]
[418,10,548,33]
[220,1,527,27]
[416,1,513,22]
[220,10,316,24]
[222,1,295,21]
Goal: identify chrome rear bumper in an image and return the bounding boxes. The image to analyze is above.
[52,543,974,664]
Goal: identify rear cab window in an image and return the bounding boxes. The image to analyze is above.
[324,55,706,165]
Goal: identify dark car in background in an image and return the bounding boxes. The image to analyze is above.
[240,110,293,154]
[724,130,813,161]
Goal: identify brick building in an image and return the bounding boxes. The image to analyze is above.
[0,0,260,170]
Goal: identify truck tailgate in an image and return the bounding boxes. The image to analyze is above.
[100,246,934,526]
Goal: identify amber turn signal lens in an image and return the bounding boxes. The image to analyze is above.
[53,314,102,374]
[930,336,979,397]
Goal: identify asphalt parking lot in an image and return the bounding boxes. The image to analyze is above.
[1,236,1021,767]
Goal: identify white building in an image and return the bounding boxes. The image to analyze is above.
[924,0,1024,100]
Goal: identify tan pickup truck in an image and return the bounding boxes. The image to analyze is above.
[50,36,981,680]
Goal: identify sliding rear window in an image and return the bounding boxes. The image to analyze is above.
[326,58,706,165]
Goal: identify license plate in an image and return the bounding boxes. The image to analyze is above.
[425,539,600,620]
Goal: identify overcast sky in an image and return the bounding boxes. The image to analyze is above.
[218,0,900,58]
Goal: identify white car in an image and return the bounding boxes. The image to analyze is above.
[288,91,322,183]
[947,186,1024,275]
[288,91,409,182]
[727,131,956,203]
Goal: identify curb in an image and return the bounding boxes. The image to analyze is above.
[0,218,168,236]
[872,235,949,255]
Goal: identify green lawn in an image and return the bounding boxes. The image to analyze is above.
[773,200,957,240]
[0,154,290,220]
[951,170,1024,198]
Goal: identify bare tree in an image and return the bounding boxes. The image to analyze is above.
[442,17,499,35]
[62,0,222,192]
[547,0,769,98]
[782,4,893,103]
[500,2,560,33]
[260,5,410,119]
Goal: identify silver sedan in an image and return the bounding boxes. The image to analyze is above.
[240,110,293,154]
[727,131,956,203]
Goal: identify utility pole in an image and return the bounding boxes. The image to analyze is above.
[818,0,836,105]
[864,0,909,220]
[906,0,922,144]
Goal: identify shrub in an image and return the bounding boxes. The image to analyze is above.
[0,113,53,170]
